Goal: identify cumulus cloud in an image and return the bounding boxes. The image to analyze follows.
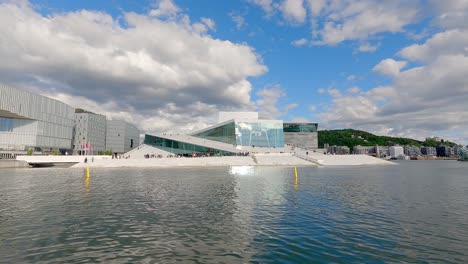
[372,59,408,77]
[291,38,309,46]
[319,30,468,144]
[429,0,468,29]
[149,0,180,17]
[249,0,468,53]
[247,0,276,16]
[313,1,420,46]
[0,1,268,133]
[399,29,468,62]
[357,42,379,52]
[280,0,307,24]
[200,17,216,31]
[254,85,295,119]
[346,86,360,94]
[230,13,246,30]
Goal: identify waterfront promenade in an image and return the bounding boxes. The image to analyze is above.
[14,144,395,168]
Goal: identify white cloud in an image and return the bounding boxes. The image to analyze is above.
[347,75,355,81]
[429,0,468,29]
[327,88,341,97]
[280,0,307,24]
[357,42,379,52]
[230,13,246,30]
[291,38,309,46]
[314,1,420,46]
[319,30,468,144]
[201,17,216,31]
[249,0,468,53]
[149,0,180,17]
[306,0,327,16]
[372,59,408,77]
[0,1,268,133]
[247,0,276,16]
[255,85,290,119]
[399,29,468,63]
[346,86,360,94]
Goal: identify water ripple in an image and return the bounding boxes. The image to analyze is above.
[0,163,468,263]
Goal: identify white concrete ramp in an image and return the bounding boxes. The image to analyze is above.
[124,144,172,159]
[148,133,288,154]
[294,148,396,166]
[254,153,317,166]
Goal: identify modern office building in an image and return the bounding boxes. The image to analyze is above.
[353,145,372,155]
[404,145,422,157]
[0,84,75,156]
[327,145,350,154]
[144,112,314,156]
[106,119,140,155]
[73,109,107,155]
[421,146,437,156]
[436,146,452,157]
[389,146,404,158]
[283,122,318,149]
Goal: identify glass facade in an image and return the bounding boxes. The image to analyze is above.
[193,121,284,148]
[460,146,468,161]
[192,122,236,145]
[0,117,36,133]
[235,121,284,148]
[144,134,235,156]
[283,123,318,133]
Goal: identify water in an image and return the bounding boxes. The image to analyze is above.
[1,161,467,263]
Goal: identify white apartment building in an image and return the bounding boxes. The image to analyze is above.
[73,109,106,155]
[389,146,404,158]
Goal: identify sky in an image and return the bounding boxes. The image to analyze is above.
[0,0,467,144]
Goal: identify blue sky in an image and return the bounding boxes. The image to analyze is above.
[1,0,468,144]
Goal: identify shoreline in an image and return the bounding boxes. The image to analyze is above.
[10,151,397,169]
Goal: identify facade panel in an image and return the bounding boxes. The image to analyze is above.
[192,122,236,145]
[235,121,284,148]
[73,111,107,155]
[144,134,234,156]
[106,120,139,154]
[0,84,75,152]
[283,123,318,149]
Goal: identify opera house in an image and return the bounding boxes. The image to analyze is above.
[144,112,318,156]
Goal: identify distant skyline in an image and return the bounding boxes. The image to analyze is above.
[0,0,467,144]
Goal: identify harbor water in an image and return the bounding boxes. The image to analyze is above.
[1,161,467,263]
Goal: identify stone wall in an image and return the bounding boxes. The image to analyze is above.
[284,132,318,149]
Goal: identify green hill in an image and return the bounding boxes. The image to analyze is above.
[318,129,457,149]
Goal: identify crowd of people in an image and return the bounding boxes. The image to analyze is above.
[143,152,250,159]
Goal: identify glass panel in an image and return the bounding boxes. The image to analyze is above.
[0,117,36,133]
[144,134,235,156]
[192,122,236,145]
[283,123,318,132]
[460,146,468,160]
[235,121,284,148]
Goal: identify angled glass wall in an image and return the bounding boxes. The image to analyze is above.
[144,134,235,156]
[460,146,468,161]
[193,120,285,148]
[283,123,318,132]
[192,121,236,145]
[235,121,284,148]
